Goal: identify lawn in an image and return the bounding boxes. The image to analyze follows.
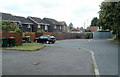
[3,43,46,51]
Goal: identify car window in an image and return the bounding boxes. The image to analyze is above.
[40,35,50,39]
[50,36,55,38]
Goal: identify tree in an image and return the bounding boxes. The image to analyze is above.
[90,17,98,26]
[98,2,120,39]
[1,21,21,32]
[69,23,74,29]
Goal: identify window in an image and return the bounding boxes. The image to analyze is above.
[19,24,22,27]
[45,25,48,30]
[54,25,57,29]
[28,25,30,28]
[60,26,62,29]
[38,25,41,28]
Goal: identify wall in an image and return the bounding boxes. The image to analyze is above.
[51,32,93,40]
[23,32,36,42]
[23,32,93,42]
[1,32,22,45]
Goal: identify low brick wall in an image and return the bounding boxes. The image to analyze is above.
[1,32,22,45]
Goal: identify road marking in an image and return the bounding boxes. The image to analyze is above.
[90,51,100,77]
[83,48,100,77]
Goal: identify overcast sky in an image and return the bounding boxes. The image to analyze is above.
[0,0,104,28]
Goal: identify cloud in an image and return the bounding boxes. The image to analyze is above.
[0,0,104,28]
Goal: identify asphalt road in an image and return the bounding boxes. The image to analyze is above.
[2,46,94,75]
[46,39,119,75]
[0,49,2,76]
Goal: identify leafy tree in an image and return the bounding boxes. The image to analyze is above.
[98,2,120,39]
[69,23,74,29]
[90,17,98,26]
[1,21,21,32]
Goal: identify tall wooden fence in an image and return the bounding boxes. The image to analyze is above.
[1,32,22,45]
[23,32,93,42]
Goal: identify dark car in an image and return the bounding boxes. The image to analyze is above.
[35,35,56,44]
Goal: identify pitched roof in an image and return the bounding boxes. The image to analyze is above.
[28,16,42,23]
[87,26,99,32]
[59,21,67,26]
[1,13,19,22]
[43,18,61,25]
[71,29,81,32]
[14,16,32,24]
[28,16,49,25]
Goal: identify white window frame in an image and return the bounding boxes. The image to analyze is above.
[45,25,48,30]
[38,25,41,28]
[54,25,57,29]
[28,24,31,28]
[60,25,62,29]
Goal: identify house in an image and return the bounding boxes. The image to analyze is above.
[14,16,33,32]
[70,29,82,33]
[59,21,68,32]
[27,17,49,32]
[43,18,63,32]
[1,13,20,27]
[87,26,101,32]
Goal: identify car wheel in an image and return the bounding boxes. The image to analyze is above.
[46,41,49,44]
[52,41,55,44]
[35,40,38,43]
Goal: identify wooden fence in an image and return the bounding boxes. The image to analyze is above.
[1,32,22,45]
[0,32,93,46]
[23,32,93,42]
[23,32,52,42]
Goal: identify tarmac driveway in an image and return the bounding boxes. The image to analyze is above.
[2,46,94,75]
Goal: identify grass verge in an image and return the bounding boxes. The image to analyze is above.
[3,43,46,51]
[92,64,95,75]
[107,37,120,43]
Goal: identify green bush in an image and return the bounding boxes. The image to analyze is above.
[37,29,45,33]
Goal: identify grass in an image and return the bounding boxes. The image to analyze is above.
[107,37,120,43]
[3,43,46,51]
[92,64,95,75]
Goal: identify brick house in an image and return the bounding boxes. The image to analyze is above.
[27,17,49,32]
[43,18,63,32]
[87,26,101,32]
[59,21,68,32]
[14,16,33,32]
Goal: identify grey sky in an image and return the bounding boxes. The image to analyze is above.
[0,0,104,28]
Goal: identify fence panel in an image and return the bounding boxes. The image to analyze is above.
[2,32,22,45]
[93,32,113,39]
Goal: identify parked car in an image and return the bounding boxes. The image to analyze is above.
[34,35,56,44]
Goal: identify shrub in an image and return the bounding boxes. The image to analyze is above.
[37,29,45,33]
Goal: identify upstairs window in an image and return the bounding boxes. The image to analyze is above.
[45,25,48,30]
[54,25,57,29]
[60,26,62,29]
[38,25,41,28]
[28,25,30,28]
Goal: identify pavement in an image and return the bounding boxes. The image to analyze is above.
[2,46,94,75]
[46,39,118,75]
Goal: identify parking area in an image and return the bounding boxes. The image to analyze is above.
[2,46,94,75]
